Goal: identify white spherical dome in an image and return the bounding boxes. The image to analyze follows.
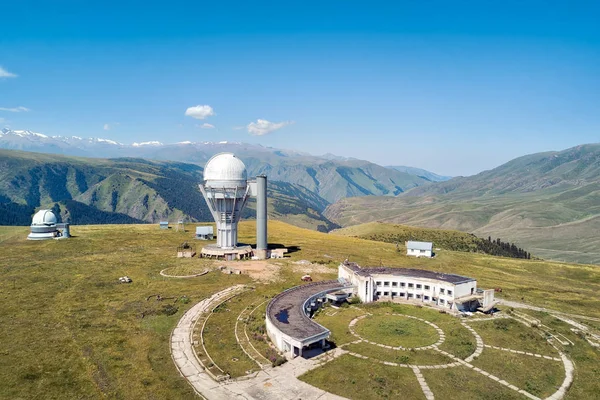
[203,153,247,182]
[32,209,57,226]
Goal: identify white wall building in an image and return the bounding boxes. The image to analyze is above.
[195,226,214,240]
[406,241,433,258]
[338,261,496,312]
[265,280,352,358]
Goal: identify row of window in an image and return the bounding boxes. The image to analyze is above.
[375,291,452,306]
[375,281,453,296]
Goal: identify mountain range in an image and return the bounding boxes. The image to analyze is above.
[325,143,600,264]
[0,128,438,203]
[2,128,600,264]
[0,149,337,231]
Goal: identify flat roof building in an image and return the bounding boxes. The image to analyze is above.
[339,261,496,313]
[266,280,352,358]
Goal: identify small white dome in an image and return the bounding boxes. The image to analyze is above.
[32,209,57,226]
[204,153,248,182]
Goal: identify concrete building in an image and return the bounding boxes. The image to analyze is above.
[27,209,59,240]
[195,226,214,240]
[159,221,169,229]
[338,261,497,313]
[406,241,433,258]
[266,280,353,358]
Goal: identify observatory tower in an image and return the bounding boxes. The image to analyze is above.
[199,153,254,259]
[200,153,250,248]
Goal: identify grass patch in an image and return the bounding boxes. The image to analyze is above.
[353,314,439,348]
[423,366,523,400]
[299,354,425,399]
[470,318,558,356]
[201,290,259,378]
[160,259,212,276]
[471,348,564,398]
[435,322,476,359]
[312,305,368,345]
[345,342,451,365]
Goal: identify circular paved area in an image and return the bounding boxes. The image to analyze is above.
[342,310,573,400]
[171,288,575,400]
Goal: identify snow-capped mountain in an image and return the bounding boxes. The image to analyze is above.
[0,127,439,203]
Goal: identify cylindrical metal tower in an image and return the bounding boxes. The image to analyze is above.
[255,175,268,259]
[199,153,251,249]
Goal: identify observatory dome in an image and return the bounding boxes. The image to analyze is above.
[203,153,248,184]
[31,209,57,226]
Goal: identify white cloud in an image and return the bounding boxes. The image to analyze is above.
[0,106,30,112]
[198,123,215,129]
[247,119,294,136]
[185,105,215,120]
[103,122,120,130]
[0,67,17,78]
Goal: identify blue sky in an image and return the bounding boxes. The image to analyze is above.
[1,1,599,176]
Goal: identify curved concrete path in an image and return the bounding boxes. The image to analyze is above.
[171,286,347,400]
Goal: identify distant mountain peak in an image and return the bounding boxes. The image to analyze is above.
[132,141,163,147]
[1,128,48,139]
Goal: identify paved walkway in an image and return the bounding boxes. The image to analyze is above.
[171,289,576,400]
[171,286,347,400]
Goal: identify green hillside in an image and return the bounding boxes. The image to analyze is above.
[1,221,600,398]
[0,149,335,230]
[325,143,600,264]
[332,222,531,258]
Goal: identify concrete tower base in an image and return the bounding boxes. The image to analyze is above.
[200,244,253,261]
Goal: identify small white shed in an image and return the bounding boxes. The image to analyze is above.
[406,241,433,258]
[195,226,214,240]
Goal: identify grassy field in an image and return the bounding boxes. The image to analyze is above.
[344,342,451,365]
[300,355,426,399]
[1,220,600,399]
[422,367,522,400]
[471,348,564,398]
[353,314,439,348]
[469,318,559,356]
[304,303,576,399]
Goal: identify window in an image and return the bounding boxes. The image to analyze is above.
[392,292,397,297]
[440,288,445,294]
[420,249,426,253]
[400,282,406,287]
[384,291,389,296]
[376,291,381,296]
[400,292,405,297]
[416,294,421,299]
[447,290,453,296]
[424,285,430,290]
[424,296,430,300]
[439,299,445,304]
[376,281,382,286]
[384,281,390,287]
[407,293,414,299]
[408,283,414,288]
[392,282,398,287]
[416,284,422,289]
